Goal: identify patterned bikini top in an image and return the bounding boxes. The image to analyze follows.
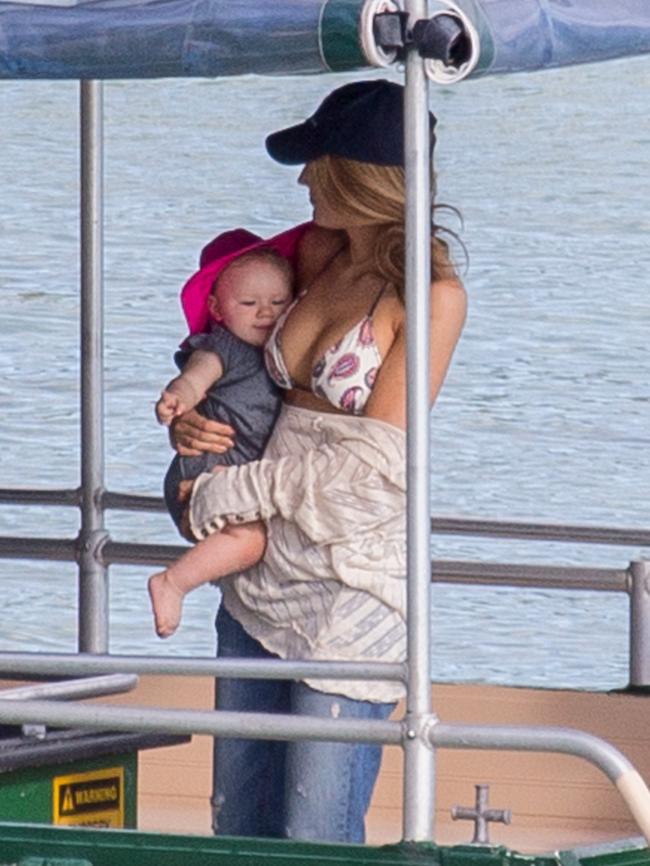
[264,289,385,416]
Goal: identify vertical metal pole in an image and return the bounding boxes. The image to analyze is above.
[402,0,435,843]
[78,80,109,653]
[629,561,650,688]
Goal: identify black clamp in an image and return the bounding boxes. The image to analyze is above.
[373,11,471,67]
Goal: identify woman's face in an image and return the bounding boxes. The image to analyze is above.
[299,161,346,229]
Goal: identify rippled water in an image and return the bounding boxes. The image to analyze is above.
[0,59,649,689]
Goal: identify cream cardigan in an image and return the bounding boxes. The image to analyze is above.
[190,404,407,702]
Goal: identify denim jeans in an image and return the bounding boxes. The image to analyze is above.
[212,604,395,843]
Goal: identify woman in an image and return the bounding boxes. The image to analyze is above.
[171,78,467,843]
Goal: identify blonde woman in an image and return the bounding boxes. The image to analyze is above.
[169,79,467,843]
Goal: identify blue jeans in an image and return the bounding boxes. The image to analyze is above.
[212,605,395,843]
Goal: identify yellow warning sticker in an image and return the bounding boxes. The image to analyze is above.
[52,766,124,828]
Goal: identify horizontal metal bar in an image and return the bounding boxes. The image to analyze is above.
[3,488,650,547]
[0,536,632,593]
[429,721,650,844]
[102,490,167,512]
[0,697,402,746]
[0,652,406,683]
[430,721,631,778]
[432,560,630,592]
[103,539,187,566]
[0,488,79,508]
[432,516,650,547]
[0,674,138,701]
[0,536,78,562]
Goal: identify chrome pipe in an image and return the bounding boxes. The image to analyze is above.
[431,560,629,592]
[4,486,650,547]
[0,488,80,507]
[0,674,139,701]
[431,516,650,547]
[0,652,405,683]
[0,537,78,562]
[629,561,650,688]
[429,721,650,845]
[79,79,108,653]
[0,536,631,593]
[402,1,435,842]
[101,490,168,512]
[430,721,632,777]
[0,698,402,747]
[103,540,189,566]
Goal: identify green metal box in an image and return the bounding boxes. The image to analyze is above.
[0,728,187,829]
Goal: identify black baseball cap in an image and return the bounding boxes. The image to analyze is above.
[265,79,436,168]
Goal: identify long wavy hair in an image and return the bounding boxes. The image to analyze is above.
[307,154,458,302]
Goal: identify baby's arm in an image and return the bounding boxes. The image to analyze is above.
[156,350,224,426]
[148,521,266,638]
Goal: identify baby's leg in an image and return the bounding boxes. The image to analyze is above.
[148,521,266,639]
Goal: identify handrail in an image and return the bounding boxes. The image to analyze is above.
[0,674,139,701]
[0,697,402,746]
[2,521,648,687]
[2,486,649,545]
[431,516,650,547]
[0,534,633,590]
[428,721,650,845]
[432,560,629,591]
[0,653,405,683]
[0,693,647,844]
[0,488,81,507]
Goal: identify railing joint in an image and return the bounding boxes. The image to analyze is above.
[75,528,110,566]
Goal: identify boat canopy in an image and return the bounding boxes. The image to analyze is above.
[0,0,649,81]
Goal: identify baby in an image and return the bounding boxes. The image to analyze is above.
[148,242,293,638]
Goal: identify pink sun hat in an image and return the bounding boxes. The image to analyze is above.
[180,221,312,336]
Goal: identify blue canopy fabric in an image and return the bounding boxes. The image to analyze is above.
[1,0,649,80]
[458,0,650,77]
[0,0,340,79]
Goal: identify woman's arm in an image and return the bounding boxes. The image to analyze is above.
[364,277,467,429]
[184,277,464,537]
[187,421,406,544]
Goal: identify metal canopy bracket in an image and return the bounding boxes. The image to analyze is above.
[373,10,470,65]
[365,2,480,80]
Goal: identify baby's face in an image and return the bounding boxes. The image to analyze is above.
[210,259,292,347]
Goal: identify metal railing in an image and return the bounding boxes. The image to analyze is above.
[1,492,649,687]
[0,678,649,845]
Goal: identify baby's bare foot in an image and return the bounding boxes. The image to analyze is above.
[148,571,185,638]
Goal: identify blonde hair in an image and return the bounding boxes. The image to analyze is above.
[308,155,454,301]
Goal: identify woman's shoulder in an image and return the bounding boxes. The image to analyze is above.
[295,224,346,284]
[430,273,467,327]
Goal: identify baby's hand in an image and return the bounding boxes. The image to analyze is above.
[156,390,188,426]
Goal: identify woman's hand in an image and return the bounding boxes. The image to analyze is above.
[177,466,225,541]
[169,409,235,457]
[177,478,197,541]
